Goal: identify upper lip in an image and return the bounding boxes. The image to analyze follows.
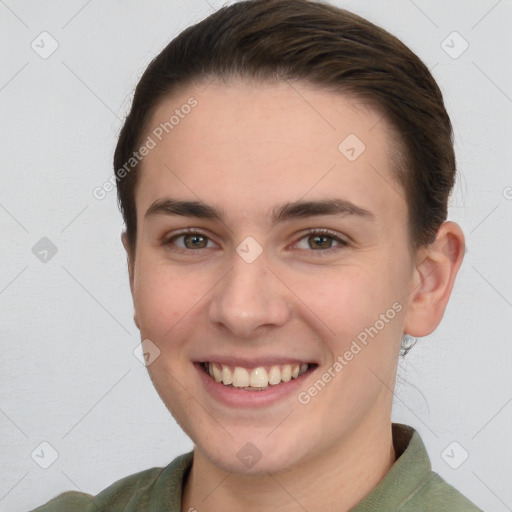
[196,356,316,369]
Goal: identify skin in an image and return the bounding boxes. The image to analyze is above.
[121,79,465,512]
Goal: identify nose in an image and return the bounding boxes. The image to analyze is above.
[207,250,291,339]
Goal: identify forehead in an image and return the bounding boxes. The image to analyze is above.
[135,79,405,224]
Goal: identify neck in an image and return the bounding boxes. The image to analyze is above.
[182,416,396,512]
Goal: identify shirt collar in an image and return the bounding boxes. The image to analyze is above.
[350,423,434,511]
[155,423,431,511]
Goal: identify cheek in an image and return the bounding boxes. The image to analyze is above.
[133,260,199,340]
[300,266,405,414]
[294,265,396,334]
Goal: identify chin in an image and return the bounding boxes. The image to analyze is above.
[200,440,305,476]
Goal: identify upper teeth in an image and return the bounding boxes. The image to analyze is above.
[207,363,309,389]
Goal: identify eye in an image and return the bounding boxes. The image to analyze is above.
[293,229,348,252]
[163,230,217,251]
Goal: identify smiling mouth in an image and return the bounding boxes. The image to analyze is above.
[200,361,316,391]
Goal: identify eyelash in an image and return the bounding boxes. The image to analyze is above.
[162,228,348,256]
[291,228,348,254]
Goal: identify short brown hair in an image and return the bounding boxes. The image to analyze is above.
[114,0,456,257]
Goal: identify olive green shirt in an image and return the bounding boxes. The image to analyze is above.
[30,424,481,511]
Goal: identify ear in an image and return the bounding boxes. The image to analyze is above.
[121,231,140,330]
[404,221,465,337]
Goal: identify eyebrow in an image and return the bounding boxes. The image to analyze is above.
[144,197,375,225]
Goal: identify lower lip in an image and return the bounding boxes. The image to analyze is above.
[195,363,315,408]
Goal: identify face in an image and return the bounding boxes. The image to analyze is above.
[126,79,415,474]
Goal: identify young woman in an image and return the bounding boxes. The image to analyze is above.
[32,0,481,510]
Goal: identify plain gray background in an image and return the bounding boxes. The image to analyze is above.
[1,0,511,510]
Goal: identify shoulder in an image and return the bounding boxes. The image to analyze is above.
[29,490,96,512]
[29,452,193,512]
[363,424,483,512]
[399,472,482,511]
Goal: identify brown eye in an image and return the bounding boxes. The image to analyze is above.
[182,233,209,249]
[164,231,215,251]
[294,230,347,252]
[308,234,335,250]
